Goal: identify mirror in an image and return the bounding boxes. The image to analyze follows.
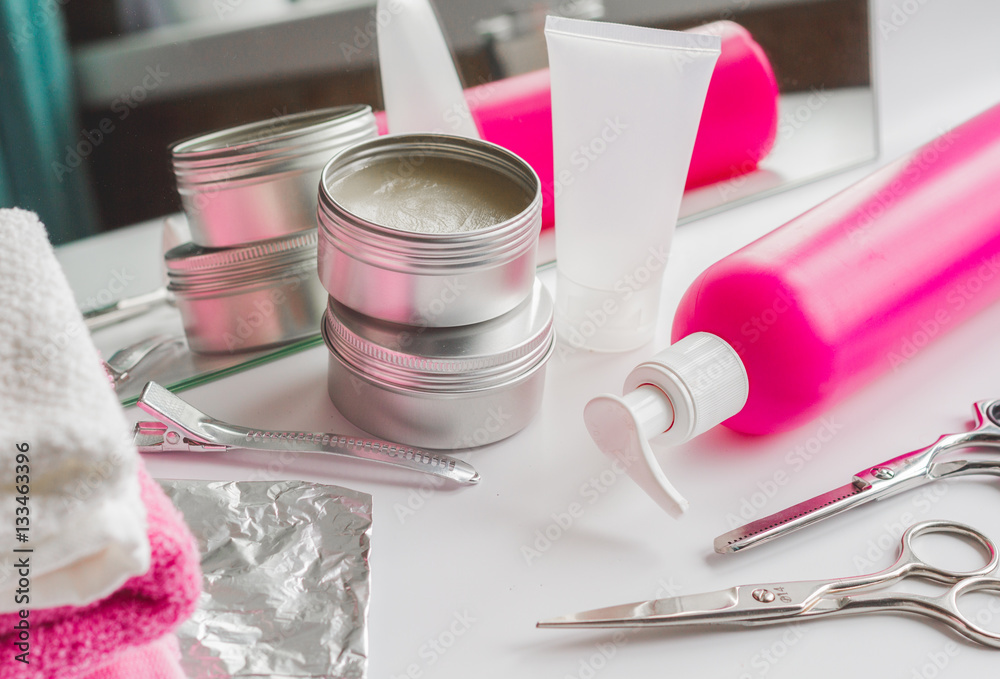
[49,0,876,401]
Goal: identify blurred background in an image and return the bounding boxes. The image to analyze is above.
[1,0,871,243]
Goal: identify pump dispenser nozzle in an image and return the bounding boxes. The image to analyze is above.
[583,332,749,515]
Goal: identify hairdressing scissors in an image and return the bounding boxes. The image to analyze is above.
[716,399,1000,553]
[538,521,1000,648]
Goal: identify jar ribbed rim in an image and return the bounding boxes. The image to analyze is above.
[317,133,542,272]
[322,279,554,391]
[172,106,377,187]
[166,232,318,295]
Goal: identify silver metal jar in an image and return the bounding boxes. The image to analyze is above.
[323,278,555,449]
[317,133,542,328]
[172,105,378,247]
[166,232,327,354]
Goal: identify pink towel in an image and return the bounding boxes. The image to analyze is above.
[0,465,201,679]
[78,635,186,679]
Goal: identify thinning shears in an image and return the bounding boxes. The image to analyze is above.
[716,399,1000,553]
[538,521,1000,648]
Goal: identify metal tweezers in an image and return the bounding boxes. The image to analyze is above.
[715,399,1000,553]
[132,381,480,485]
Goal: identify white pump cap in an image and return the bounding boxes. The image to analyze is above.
[583,332,749,516]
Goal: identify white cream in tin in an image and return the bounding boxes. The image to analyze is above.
[327,155,532,234]
[317,134,543,327]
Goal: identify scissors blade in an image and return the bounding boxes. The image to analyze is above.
[714,481,870,554]
[715,439,947,554]
[537,581,823,630]
[537,588,742,629]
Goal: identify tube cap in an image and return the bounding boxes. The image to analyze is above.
[583,332,749,515]
[555,274,661,353]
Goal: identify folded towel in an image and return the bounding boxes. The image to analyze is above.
[0,465,202,678]
[78,635,186,679]
[0,208,149,610]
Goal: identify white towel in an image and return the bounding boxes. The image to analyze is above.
[0,208,149,611]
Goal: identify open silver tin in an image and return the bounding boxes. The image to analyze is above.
[172,105,378,247]
[317,134,542,328]
[166,232,326,354]
[323,278,555,449]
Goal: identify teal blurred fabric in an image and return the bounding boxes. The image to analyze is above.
[0,0,99,243]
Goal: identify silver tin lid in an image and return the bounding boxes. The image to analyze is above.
[172,106,378,188]
[166,231,318,295]
[323,278,554,391]
[317,133,542,273]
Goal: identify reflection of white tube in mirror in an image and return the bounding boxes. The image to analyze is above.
[544,17,720,352]
[377,0,480,139]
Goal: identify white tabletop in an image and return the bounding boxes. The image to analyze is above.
[58,1,1000,676]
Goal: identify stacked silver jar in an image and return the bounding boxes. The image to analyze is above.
[168,106,379,354]
[317,134,555,449]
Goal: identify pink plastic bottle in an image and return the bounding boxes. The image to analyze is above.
[671,101,1000,435]
[375,20,779,230]
[584,102,1000,516]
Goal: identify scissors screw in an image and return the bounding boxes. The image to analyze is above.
[751,588,776,603]
[872,467,895,480]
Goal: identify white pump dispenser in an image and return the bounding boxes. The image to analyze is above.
[583,332,750,516]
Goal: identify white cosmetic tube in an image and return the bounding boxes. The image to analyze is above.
[545,17,720,352]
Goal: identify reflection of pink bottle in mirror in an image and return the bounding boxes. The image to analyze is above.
[585,102,1000,515]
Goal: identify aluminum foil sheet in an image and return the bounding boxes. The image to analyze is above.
[160,480,372,678]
